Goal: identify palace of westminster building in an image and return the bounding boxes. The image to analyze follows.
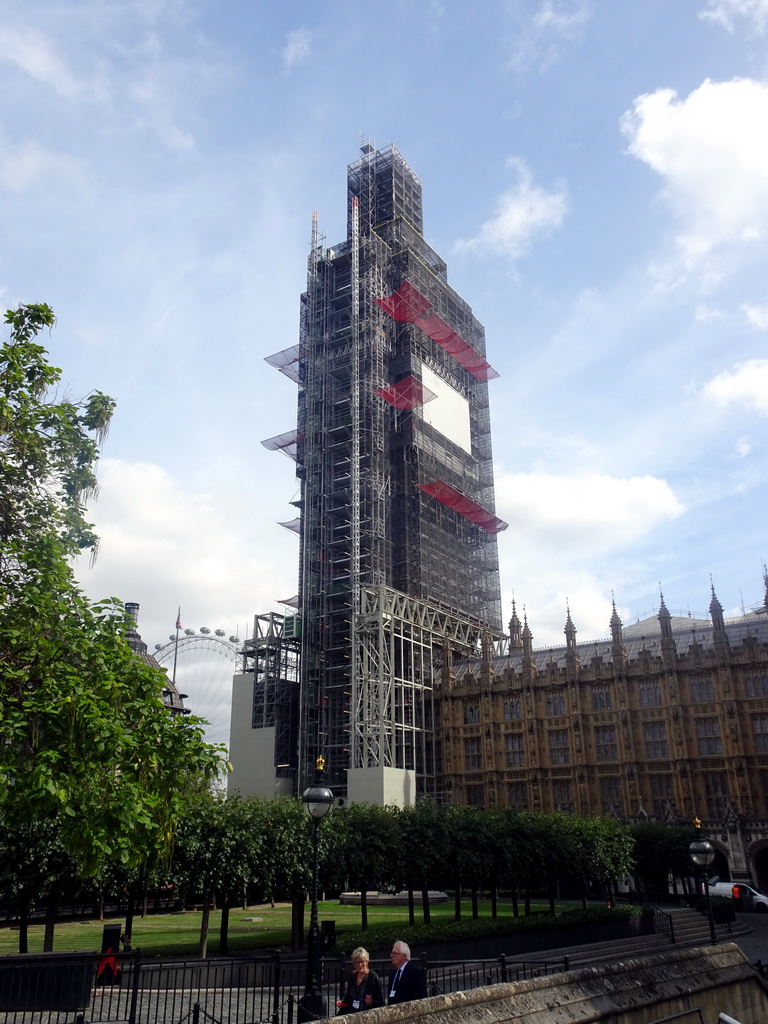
[437,579,768,887]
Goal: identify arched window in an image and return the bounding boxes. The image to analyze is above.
[546,692,566,717]
[504,698,522,721]
[640,683,662,708]
[690,678,715,703]
[591,686,613,711]
[463,702,480,725]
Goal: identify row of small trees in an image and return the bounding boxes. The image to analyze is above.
[0,786,699,956]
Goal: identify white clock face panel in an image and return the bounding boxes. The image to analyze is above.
[418,363,472,454]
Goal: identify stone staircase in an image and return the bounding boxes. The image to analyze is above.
[504,905,753,972]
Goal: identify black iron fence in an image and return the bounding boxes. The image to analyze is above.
[0,949,568,1024]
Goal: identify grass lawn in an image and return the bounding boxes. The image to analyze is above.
[0,899,560,957]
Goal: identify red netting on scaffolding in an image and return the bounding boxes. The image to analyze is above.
[376,280,499,381]
[415,314,500,382]
[265,345,302,384]
[375,375,437,410]
[261,429,303,459]
[375,280,431,322]
[418,480,508,534]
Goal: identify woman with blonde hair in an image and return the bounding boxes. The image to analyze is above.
[337,946,384,1014]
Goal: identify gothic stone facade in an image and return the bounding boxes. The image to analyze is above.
[436,587,768,886]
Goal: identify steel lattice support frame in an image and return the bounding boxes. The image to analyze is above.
[352,585,504,784]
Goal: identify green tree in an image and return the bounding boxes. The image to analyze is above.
[332,802,400,930]
[630,822,699,897]
[172,792,269,957]
[396,799,448,925]
[0,813,81,953]
[0,305,226,877]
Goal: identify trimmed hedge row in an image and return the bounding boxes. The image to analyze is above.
[332,904,648,955]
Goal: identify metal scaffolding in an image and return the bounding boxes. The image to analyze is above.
[264,144,506,799]
[240,613,301,781]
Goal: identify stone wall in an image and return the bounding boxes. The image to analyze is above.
[336,943,768,1024]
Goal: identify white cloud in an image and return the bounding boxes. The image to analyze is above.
[700,0,768,33]
[0,27,82,97]
[283,29,312,73]
[496,470,684,548]
[743,303,768,328]
[76,458,296,643]
[509,1,593,73]
[533,0,593,35]
[0,135,82,191]
[695,303,725,323]
[621,78,768,278]
[701,358,768,414]
[454,157,567,259]
[75,458,299,743]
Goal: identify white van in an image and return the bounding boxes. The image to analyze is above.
[706,880,768,912]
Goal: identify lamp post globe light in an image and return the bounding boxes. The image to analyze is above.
[689,835,717,945]
[298,756,334,1023]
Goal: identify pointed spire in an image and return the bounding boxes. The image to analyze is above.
[610,595,623,641]
[658,586,677,663]
[658,587,672,640]
[709,577,725,633]
[564,601,580,675]
[522,611,534,668]
[763,560,768,614]
[564,601,577,648]
[610,594,627,666]
[508,598,523,652]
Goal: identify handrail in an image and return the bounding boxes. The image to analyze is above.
[615,894,675,943]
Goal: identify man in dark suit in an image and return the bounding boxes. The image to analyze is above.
[388,940,428,1004]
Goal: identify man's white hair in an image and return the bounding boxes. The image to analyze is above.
[394,941,411,958]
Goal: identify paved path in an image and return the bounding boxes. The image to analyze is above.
[728,910,768,965]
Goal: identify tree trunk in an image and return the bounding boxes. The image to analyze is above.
[220,894,230,954]
[548,883,556,916]
[18,905,29,954]
[471,887,479,919]
[408,889,415,927]
[43,897,57,952]
[198,893,211,959]
[421,887,431,924]
[454,883,461,921]
[360,889,368,931]
[524,888,531,916]
[511,888,519,918]
[491,884,498,919]
[124,889,136,949]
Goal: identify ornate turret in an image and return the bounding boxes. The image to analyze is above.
[564,603,580,675]
[522,612,534,678]
[610,597,627,667]
[709,581,725,634]
[658,590,677,664]
[508,599,523,652]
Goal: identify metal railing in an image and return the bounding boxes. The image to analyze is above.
[0,949,569,1024]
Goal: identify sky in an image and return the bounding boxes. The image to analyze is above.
[2,0,768,742]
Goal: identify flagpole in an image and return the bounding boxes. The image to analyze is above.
[172,607,181,685]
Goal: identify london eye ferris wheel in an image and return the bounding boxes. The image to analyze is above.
[153,626,241,747]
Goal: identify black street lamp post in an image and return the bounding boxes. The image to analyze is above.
[298,757,334,1023]
[689,836,717,945]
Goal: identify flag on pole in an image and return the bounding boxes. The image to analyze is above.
[175,607,182,630]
